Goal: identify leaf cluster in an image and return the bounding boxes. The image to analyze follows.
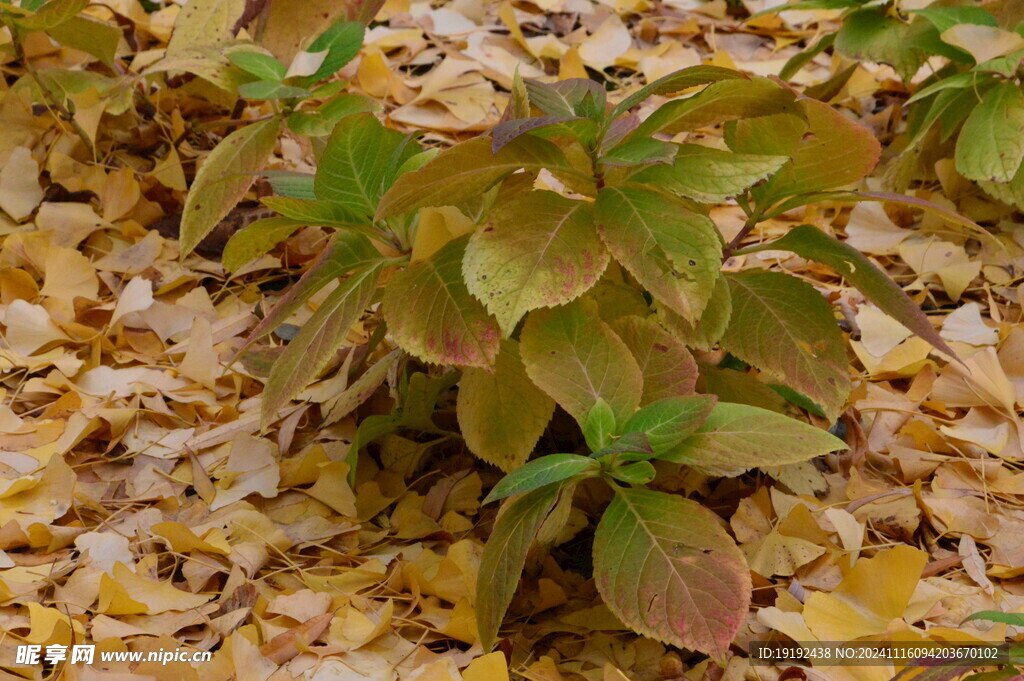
[767,0,1024,207]
[217,64,963,655]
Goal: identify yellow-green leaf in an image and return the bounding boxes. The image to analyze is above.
[520,298,643,426]
[263,263,381,424]
[595,186,721,323]
[720,270,850,420]
[660,402,847,475]
[222,217,304,272]
[477,484,561,652]
[457,339,555,472]
[167,0,246,53]
[954,82,1024,183]
[464,191,608,335]
[375,136,572,221]
[180,117,280,257]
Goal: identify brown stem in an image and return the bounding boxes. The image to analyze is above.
[721,212,761,262]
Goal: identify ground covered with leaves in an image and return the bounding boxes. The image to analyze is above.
[1,0,1023,680]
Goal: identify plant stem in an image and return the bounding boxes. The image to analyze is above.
[12,31,97,159]
[721,210,763,262]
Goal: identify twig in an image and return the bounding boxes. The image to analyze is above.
[11,31,97,159]
[721,210,763,261]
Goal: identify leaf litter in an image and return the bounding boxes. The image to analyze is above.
[0,0,1022,680]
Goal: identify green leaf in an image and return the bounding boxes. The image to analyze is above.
[660,402,847,475]
[730,99,881,205]
[700,364,789,414]
[524,78,606,117]
[304,20,364,83]
[595,186,722,323]
[599,138,677,168]
[632,145,789,203]
[593,487,751,658]
[234,232,381,356]
[262,263,381,424]
[222,217,305,272]
[964,611,1024,626]
[457,339,555,472]
[955,82,1024,183]
[632,77,799,139]
[608,65,746,121]
[463,191,608,335]
[609,315,698,405]
[720,270,850,421]
[12,0,86,30]
[375,136,572,221]
[228,51,287,81]
[45,15,120,66]
[238,81,312,100]
[262,171,316,199]
[583,399,617,451]
[834,8,927,82]
[314,113,412,218]
[477,484,562,652]
[779,33,835,81]
[590,431,654,460]
[620,396,716,456]
[520,298,643,426]
[913,6,997,33]
[382,235,501,368]
[180,117,281,257]
[261,196,365,227]
[483,454,598,504]
[286,94,382,137]
[740,225,956,358]
[608,460,656,485]
[906,71,982,106]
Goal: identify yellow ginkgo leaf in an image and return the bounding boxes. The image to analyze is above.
[803,545,928,640]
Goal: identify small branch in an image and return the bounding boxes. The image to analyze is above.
[12,32,97,159]
[721,211,762,262]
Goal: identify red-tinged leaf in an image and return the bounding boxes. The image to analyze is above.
[729,98,881,205]
[491,115,582,152]
[477,484,562,652]
[740,225,956,358]
[595,186,722,323]
[375,136,573,221]
[610,315,699,404]
[520,298,643,426]
[464,191,608,335]
[593,487,751,658]
[720,270,851,421]
[382,235,501,368]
